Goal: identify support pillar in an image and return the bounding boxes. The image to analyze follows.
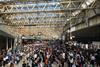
[6,37,8,50]
[11,39,13,49]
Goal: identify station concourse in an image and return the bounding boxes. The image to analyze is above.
[0,0,100,67]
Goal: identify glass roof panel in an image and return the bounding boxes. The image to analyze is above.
[12,0,62,11]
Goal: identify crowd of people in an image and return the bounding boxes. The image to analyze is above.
[0,47,24,67]
[65,42,100,67]
[22,40,100,67]
[0,40,100,67]
[22,40,66,67]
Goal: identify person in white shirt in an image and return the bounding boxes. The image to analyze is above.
[62,52,65,60]
[69,56,74,67]
[90,54,95,66]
